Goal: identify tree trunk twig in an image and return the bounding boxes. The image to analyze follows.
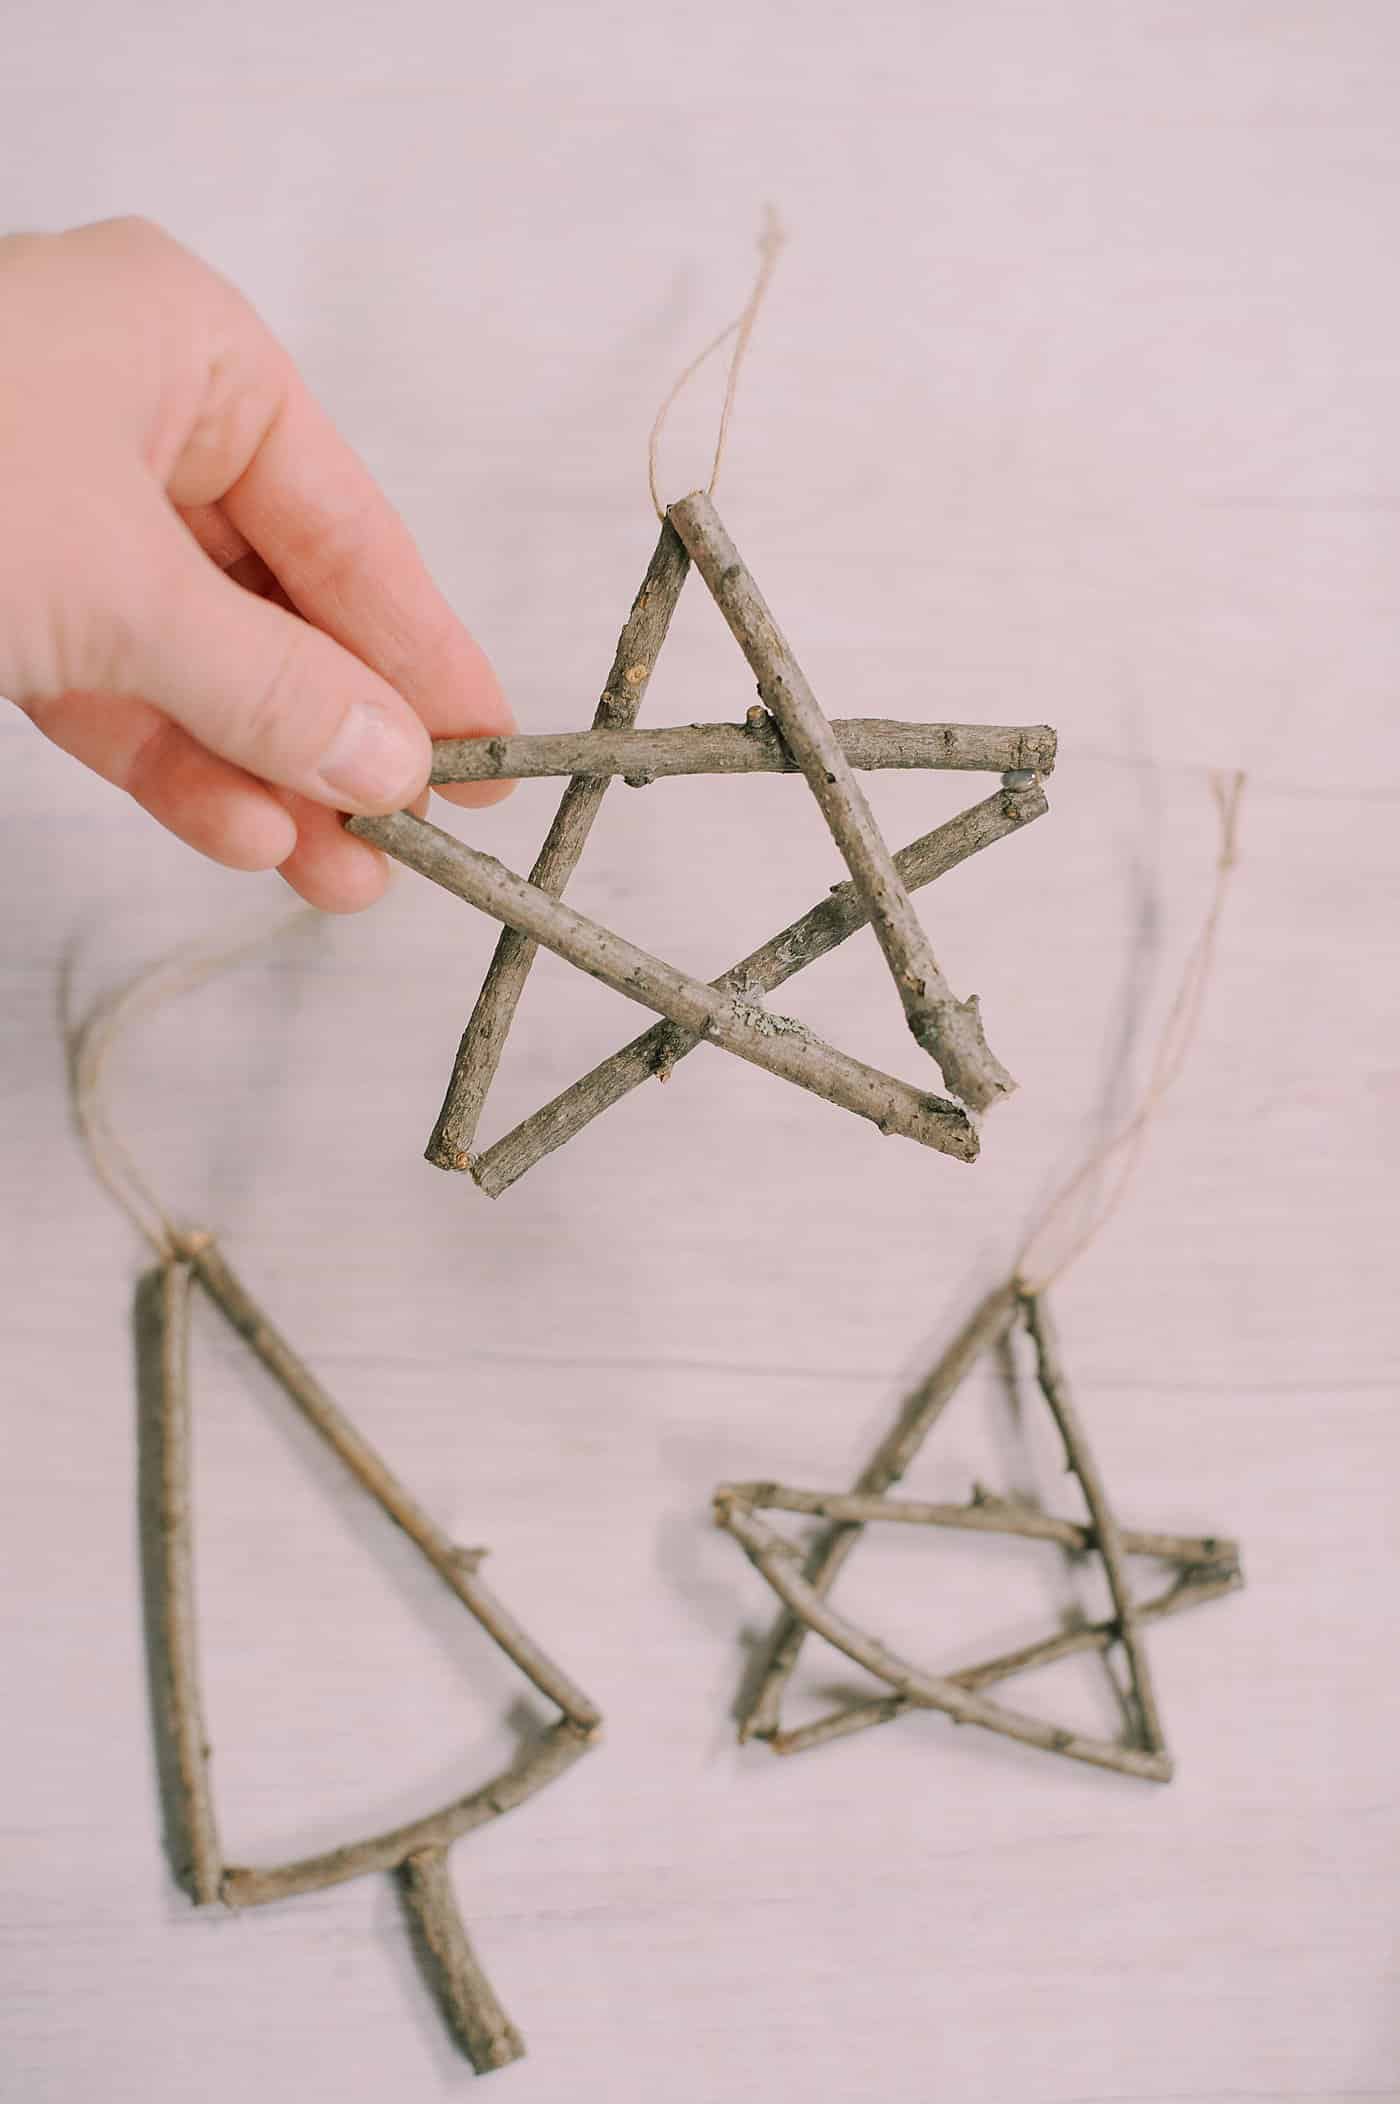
[400,1847,526,2073]
[431,716,1057,785]
[141,1258,223,1905]
[769,1564,1243,1757]
[425,523,691,1170]
[471,779,1047,1199]
[668,491,1017,1112]
[724,1285,1242,1774]
[736,1282,1021,1741]
[715,1499,1172,1782]
[348,811,978,1164]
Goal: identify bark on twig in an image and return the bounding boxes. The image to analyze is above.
[425,523,690,1170]
[177,1233,600,1732]
[472,780,1047,1198]
[1020,1290,1165,1755]
[431,716,1057,785]
[348,812,978,1164]
[669,491,1016,1112]
[716,1500,1171,1782]
[401,1847,526,2073]
[770,1564,1243,1757]
[139,1259,223,1905]
[737,1282,1021,1741]
[221,1717,594,1907]
[719,1480,1237,1567]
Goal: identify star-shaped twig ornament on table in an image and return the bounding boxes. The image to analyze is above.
[716,1283,1244,1781]
[351,495,1056,1193]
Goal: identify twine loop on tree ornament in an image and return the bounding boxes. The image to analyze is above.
[65,907,314,1260]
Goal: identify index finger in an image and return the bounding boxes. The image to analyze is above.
[218,373,514,761]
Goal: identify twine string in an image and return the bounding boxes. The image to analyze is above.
[1013,771,1246,1295]
[66,907,314,1258]
[647,206,787,520]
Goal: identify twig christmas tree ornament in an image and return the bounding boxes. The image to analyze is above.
[75,931,600,2075]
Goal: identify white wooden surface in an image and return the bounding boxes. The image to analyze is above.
[3,5,1398,2098]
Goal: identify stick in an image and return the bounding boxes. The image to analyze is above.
[223,1717,593,1907]
[669,491,1016,1112]
[143,1259,223,1905]
[717,1501,1171,1782]
[718,1482,1238,1567]
[472,780,1047,1198]
[425,523,690,1170]
[1020,1290,1166,1755]
[431,716,1058,785]
[737,1281,1020,1741]
[177,1234,600,1732]
[771,1565,1243,1757]
[950,1565,1241,1691]
[349,811,978,1164]
[400,1847,526,2073]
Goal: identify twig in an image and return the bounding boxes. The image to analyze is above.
[668,491,1017,1112]
[177,1233,600,1733]
[430,716,1057,784]
[951,1565,1241,1691]
[737,1282,1020,1741]
[770,1564,1243,1757]
[222,1717,593,1908]
[425,523,691,1170]
[401,1848,525,2073]
[142,1258,223,1905]
[716,1500,1171,1782]
[348,811,978,1163]
[472,780,1047,1198]
[1020,1290,1165,1755]
[718,1481,1238,1567]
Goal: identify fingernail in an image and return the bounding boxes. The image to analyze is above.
[317,703,429,809]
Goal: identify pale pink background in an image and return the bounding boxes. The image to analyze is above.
[2,4,1397,2099]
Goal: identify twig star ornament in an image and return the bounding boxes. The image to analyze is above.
[351,211,1054,1188]
[353,496,1052,1186]
[719,1285,1242,1778]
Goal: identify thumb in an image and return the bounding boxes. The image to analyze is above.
[108,489,433,814]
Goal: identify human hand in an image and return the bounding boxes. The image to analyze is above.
[1,216,513,911]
